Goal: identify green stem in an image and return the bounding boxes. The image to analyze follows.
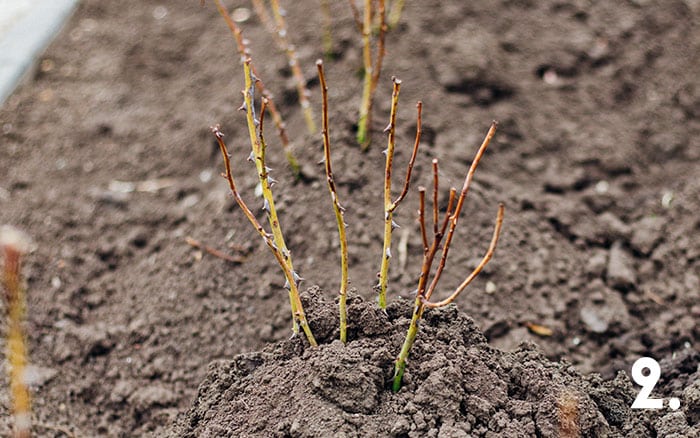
[387,0,404,29]
[241,60,317,346]
[393,299,424,391]
[357,0,373,149]
[377,78,401,308]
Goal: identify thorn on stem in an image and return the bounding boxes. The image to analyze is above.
[210,125,224,138]
[293,270,304,287]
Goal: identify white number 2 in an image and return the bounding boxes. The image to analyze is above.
[631,357,663,409]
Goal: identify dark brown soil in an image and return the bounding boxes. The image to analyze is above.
[0,0,698,436]
[170,287,698,437]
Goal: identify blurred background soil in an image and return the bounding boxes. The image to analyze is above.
[0,0,698,435]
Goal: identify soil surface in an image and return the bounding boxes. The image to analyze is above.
[170,288,698,437]
[0,0,698,436]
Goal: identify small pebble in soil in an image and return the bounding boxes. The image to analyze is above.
[231,8,251,23]
[630,216,664,255]
[606,241,636,291]
[152,6,168,20]
[661,191,674,208]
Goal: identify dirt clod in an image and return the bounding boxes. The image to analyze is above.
[169,289,688,437]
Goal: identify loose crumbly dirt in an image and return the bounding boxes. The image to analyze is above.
[0,0,698,436]
[170,287,699,437]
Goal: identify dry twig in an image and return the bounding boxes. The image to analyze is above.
[185,236,244,264]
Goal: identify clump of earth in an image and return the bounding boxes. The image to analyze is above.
[169,287,699,437]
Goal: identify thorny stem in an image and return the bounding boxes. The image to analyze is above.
[242,59,316,343]
[242,61,291,272]
[211,125,317,346]
[317,60,349,343]
[377,88,422,309]
[212,0,300,177]
[390,102,422,209]
[2,227,32,438]
[269,0,317,134]
[376,77,399,309]
[393,123,502,391]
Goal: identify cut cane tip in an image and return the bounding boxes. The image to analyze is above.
[0,225,34,254]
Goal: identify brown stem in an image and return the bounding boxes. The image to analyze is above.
[422,203,504,308]
[346,0,363,31]
[317,60,350,343]
[250,0,276,34]
[389,101,422,211]
[185,236,244,264]
[431,158,439,236]
[394,122,500,391]
[418,187,428,254]
[369,0,387,94]
[269,0,316,133]
[424,121,498,301]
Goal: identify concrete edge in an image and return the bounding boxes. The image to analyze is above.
[0,0,79,107]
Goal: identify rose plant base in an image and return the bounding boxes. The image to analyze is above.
[169,287,698,437]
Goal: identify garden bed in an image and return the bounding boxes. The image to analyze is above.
[0,0,698,436]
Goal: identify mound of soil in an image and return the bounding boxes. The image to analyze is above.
[1,0,699,436]
[169,287,698,437]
